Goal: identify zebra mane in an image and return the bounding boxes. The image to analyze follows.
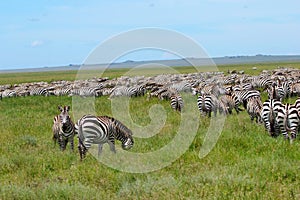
[101,116,133,138]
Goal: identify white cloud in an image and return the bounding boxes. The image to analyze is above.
[31,40,44,47]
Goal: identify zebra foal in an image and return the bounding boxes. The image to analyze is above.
[52,105,75,151]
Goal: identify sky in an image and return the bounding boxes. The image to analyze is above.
[0,0,300,69]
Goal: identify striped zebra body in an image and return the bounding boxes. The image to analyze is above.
[219,94,242,114]
[231,89,261,109]
[267,82,285,101]
[223,74,237,85]
[276,103,300,141]
[246,97,263,123]
[109,86,141,98]
[75,115,134,160]
[197,94,219,117]
[260,99,282,137]
[52,106,75,151]
[2,90,17,98]
[54,87,72,96]
[291,82,300,96]
[170,94,183,112]
[158,88,177,100]
[170,82,192,93]
[251,77,272,90]
[30,87,49,96]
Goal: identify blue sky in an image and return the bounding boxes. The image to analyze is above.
[1,0,300,69]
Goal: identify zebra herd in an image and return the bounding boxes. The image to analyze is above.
[3,67,300,157]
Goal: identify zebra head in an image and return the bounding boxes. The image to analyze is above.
[122,135,134,150]
[112,118,134,150]
[58,105,71,126]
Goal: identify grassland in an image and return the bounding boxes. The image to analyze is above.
[0,63,300,199]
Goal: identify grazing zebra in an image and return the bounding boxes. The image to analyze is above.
[109,86,141,98]
[230,89,261,109]
[267,82,283,101]
[197,94,219,117]
[219,94,243,114]
[71,86,102,97]
[1,90,17,98]
[260,99,281,137]
[52,106,75,151]
[169,82,192,93]
[251,77,272,90]
[30,87,49,96]
[75,115,134,160]
[246,97,263,123]
[170,94,183,112]
[276,103,300,142]
[53,87,72,96]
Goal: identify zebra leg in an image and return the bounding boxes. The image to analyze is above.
[69,137,74,152]
[108,140,116,153]
[282,131,289,140]
[98,144,103,157]
[78,139,86,160]
[59,136,66,151]
[208,111,211,118]
[52,133,58,147]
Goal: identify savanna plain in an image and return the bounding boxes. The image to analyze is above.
[0,62,300,199]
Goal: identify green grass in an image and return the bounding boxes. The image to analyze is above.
[1,64,300,199]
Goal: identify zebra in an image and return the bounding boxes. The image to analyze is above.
[229,89,261,109]
[251,77,273,91]
[53,87,72,96]
[170,94,183,112]
[71,86,102,97]
[197,94,219,117]
[267,82,283,101]
[260,99,281,137]
[291,82,300,96]
[219,94,243,114]
[1,90,17,98]
[52,105,75,151]
[75,115,134,160]
[276,103,300,142]
[109,86,139,98]
[246,97,263,123]
[30,87,49,96]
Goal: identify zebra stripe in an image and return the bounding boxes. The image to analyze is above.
[230,89,261,109]
[75,115,134,160]
[197,94,219,117]
[170,94,183,112]
[260,99,282,137]
[109,85,145,98]
[52,105,75,151]
[246,97,263,123]
[251,77,272,90]
[276,103,300,141]
[30,87,49,96]
[219,94,242,115]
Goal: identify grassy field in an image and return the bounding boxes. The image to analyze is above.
[1,61,300,85]
[1,63,300,199]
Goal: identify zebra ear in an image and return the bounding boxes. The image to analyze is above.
[58,105,63,112]
[66,106,70,112]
